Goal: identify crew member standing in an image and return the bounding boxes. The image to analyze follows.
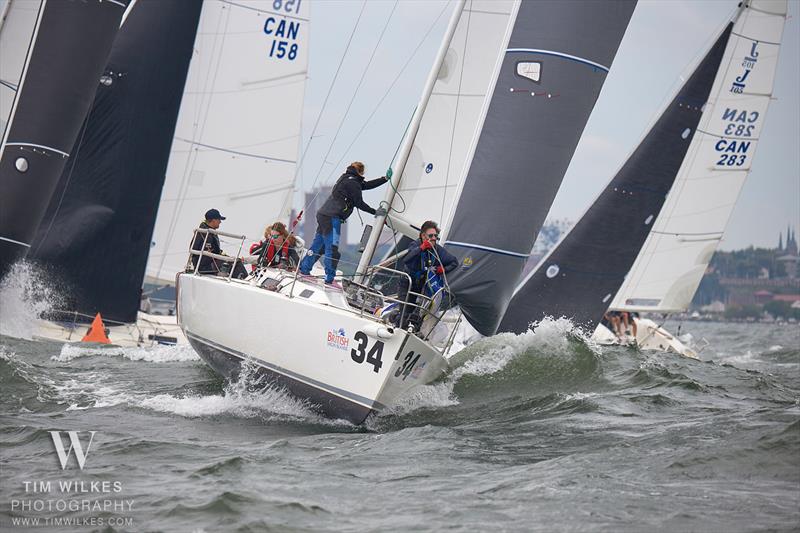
[299,162,389,285]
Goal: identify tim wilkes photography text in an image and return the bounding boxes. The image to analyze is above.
[7,431,135,529]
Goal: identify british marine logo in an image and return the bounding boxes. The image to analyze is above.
[461,256,473,269]
[326,328,349,350]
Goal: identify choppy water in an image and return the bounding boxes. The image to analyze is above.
[1,317,798,532]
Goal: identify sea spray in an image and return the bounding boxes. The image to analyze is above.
[138,357,326,422]
[0,261,63,340]
[53,343,199,363]
[381,317,601,417]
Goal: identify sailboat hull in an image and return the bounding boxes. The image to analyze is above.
[592,318,698,359]
[33,311,186,347]
[177,273,449,424]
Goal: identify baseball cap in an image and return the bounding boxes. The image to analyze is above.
[205,208,226,221]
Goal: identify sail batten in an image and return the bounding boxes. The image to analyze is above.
[0,0,128,276]
[147,0,310,282]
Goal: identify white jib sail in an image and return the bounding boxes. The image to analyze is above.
[0,0,41,134]
[390,0,514,236]
[612,0,787,313]
[147,0,309,282]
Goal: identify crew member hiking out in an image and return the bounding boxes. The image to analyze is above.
[396,220,458,329]
[299,161,389,285]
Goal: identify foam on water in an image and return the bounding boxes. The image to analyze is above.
[382,317,596,416]
[450,316,596,379]
[54,343,200,363]
[0,262,62,340]
[48,354,330,422]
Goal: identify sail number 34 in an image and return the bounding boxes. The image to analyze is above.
[350,332,422,380]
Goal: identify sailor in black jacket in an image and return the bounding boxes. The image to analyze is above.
[299,162,389,284]
[190,208,246,278]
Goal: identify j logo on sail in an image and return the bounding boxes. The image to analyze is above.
[49,431,96,470]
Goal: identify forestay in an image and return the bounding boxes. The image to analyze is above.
[612,0,787,313]
[499,21,735,334]
[147,0,309,282]
[391,0,514,234]
[443,0,636,336]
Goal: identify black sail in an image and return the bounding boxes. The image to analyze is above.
[0,0,128,277]
[444,0,636,336]
[498,23,734,334]
[29,0,203,323]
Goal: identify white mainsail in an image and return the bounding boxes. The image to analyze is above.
[391,0,514,234]
[612,0,787,313]
[0,0,41,134]
[147,0,309,282]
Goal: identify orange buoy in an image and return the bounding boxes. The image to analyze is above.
[81,313,111,344]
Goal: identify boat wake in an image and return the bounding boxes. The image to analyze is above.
[139,358,330,423]
[53,342,200,363]
[1,344,346,425]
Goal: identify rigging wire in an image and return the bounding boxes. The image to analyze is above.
[291,0,368,190]
[296,1,451,262]
[154,3,231,280]
[317,1,451,191]
[305,0,399,195]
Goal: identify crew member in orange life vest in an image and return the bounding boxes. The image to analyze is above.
[247,222,301,270]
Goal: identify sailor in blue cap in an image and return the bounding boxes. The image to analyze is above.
[190,209,245,278]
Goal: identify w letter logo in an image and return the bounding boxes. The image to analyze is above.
[49,431,96,470]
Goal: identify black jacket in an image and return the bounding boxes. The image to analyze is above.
[403,239,458,281]
[191,222,221,273]
[318,166,388,221]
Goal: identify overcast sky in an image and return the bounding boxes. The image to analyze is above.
[295,0,799,250]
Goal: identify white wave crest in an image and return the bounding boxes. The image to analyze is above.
[380,317,595,417]
[0,346,15,362]
[0,262,62,340]
[450,316,595,380]
[53,343,199,363]
[138,360,325,421]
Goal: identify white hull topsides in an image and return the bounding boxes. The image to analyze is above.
[177,270,450,424]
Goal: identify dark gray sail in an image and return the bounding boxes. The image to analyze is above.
[0,0,128,277]
[444,0,636,336]
[498,23,734,334]
[29,0,203,324]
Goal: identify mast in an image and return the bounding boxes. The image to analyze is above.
[355,0,467,281]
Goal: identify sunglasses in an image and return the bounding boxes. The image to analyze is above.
[270,233,282,239]
[425,233,439,239]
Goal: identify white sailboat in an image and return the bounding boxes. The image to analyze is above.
[178,0,471,424]
[179,0,636,423]
[599,0,788,356]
